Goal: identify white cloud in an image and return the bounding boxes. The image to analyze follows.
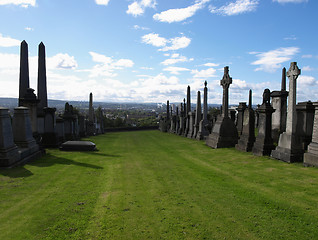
[127,0,157,17]
[0,34,20,47]
[140,66,153,70]
[210,0,259,16]
[160,36,191,51]
[161,54,193,65]
[163,66,190,75]
[47,53,78,70]
[113,59,134,68]
[95,0,110,6]
[141,33,167,47]
[302,66,313,71]
[25,27,34,31]
[89,51,113,63]
[284,35,297,40]
[250,47,299,72]
[142,33,191,51]
[273,0,308,3]
[0,0,36,8]
[153,0,210,23]
[298,75,316,86]
[133,25,150,30]
[302,54,313,58]
[191,68,217,78]
[202,62,219,67]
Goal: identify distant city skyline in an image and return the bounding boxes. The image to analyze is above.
[0,0,317,105]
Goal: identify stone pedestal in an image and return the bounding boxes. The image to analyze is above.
[20,88,39,134]
[56,117,65,143]
[170,115,176,133]
[0,108,21,167]
[42,107,59,147]
[252,91,276,156]
[229,109,236,123]
[296,101,315,151]
[271,90,288,143]
[236,102,247,135]
[304,102,318,166]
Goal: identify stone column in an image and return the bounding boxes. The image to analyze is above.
[175,106,179,134]
[236,102,247,135]
[304,102,318,167]
[0,108,20,167]
[193,91,201,139]
[271,62,304,162]
[87,93,96,136]
[197,81,210,140]
[20,88,39,134]
[37,42,48,115]
[206,67,238,148]
[19,40,30,106]
[184,86,191,137]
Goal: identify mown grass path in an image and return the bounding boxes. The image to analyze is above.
[1,130,318,239]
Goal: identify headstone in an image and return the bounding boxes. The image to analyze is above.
[177,103,184,135]
[18,40,30,107]
[296,101,314,151]
[41,107,59,147]
[236,90,255,152]
[252,89,275,156]
[175,106,179,134]
[193,91,201,139]
[271,62,304,162]
[271,67,288,143]
[37,42,48,116]
[87,93,96,136]
[206,67,238,148]
[56,117,65,143]
[304,102,318,167]
[0,108,20,167]
[187,111,195,138]
[184,86,191,137]
[236,102,247,135]
[63,103,76,140]
[229,109,236,123]
[197,81,210,140]
[19,88,39,134]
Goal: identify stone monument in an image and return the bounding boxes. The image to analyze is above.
[86,93,96,136]
[236,102,247,135]
[184,86,191,137]
[193,91,201,139]
[37,42,48,115]
[304,102,318,167]
[197,81,210,140]
[18,40,30,107]
[271,62,304,162]
[206,67,238,148]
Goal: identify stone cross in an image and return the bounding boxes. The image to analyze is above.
[220,66,232,118]
[286,62,301,135]
[19,40,30,106]
[37,42,48,112]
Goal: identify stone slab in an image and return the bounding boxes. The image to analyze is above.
[59,141,97,151]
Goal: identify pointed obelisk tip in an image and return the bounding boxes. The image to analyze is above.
[281,67,286,91]
[204,81,207,87]
[21,40,27,44]
[249,89,252,108]
[39,41,45,47]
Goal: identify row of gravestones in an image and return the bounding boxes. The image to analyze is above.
[159,63,318,167]
[0,41,103,167]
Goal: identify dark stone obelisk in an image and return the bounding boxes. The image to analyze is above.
[193,91,201,139]
[87,93,96,136]
[206,67,238,148]
[271,62,304,162]
[184,86,191,137]
[235,89,255,152]
[37,42,48,115]
[196,81,210,140]
[19,40,30,106]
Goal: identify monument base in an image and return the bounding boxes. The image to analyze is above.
[304,152,318,167]
[42,132,59,148]
[235,135,255,152]
[0,145,21,167]
[206,116,238,148]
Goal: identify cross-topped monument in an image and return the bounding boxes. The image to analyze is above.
[220,66,232,118]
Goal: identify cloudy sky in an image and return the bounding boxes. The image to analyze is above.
[0,0,317,105]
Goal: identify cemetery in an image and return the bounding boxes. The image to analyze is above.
[1,40,318,239]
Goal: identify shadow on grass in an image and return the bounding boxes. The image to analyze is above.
[0,167,33,178]
[81,151,122,158]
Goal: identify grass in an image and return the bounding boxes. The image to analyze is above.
[0,130,318,239]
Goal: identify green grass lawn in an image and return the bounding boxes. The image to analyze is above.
[1,130,318,240]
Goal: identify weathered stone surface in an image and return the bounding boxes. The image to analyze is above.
[206,67,238,148]
[296,101,314,151]
[56,117,65,143]
[20,88,39,134]
[196,81,210,140]
[59,141,96,151]
[252,89,275,156]
[41,107,59,147]
[37,42,48,115]
[19,40,30,106]
[193,91,201,139]
[184,86,191,137]
[271,62,303,162]
[0,108,21,167]
[236,102,247,135]
[187,111,195,138]
[87,93,96,136]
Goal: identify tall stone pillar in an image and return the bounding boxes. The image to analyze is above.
[20,88,39,135]
[271,67,288,143]
[193,91,201,139]
[197,81,210,140]
[236,90,255,152]
[87,93,96,136]
[37,42,48,115]
[19,40,30,106]
[206,67,238,148]
[184,86,191,137]
[271,62,304,162]
[304,102,318,167]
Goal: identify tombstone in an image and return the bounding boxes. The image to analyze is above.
[187,111,195,138]
[37,42,48,116]
[252,89,275,156]
[170,107,176,134]
[255,104,260,128]
[0,108,21,167]
[87,93,96,136]
[236,90,255,152]
[41,107,59,147]
[271,67,288,143]
[229,109,236,123]
[296,101,314,151]
[304,102,318,167]
[236,102,247,135]
[206,67,238,148]
[18,40,30,107]
[184,86,191,137]
[177,103,184,135]
[78,115,86,137]
[271,62,304,162]
[197,81,210,140]
[193,91,201,139]
[63,103,76,140]
[12,107,41,161]
[56,116,65,143]
[175,106,179,134]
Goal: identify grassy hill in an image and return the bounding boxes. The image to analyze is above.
[0,130,318,239]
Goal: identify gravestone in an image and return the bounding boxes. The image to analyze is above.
[41,107,59,147]
[271,67,288,143]
[63,103,77,140]
[175,106,179,134]
[170,107,176,133]
[193,91,201,139]
[304,102,318,167]
[271,62,304,162]
[60,141,96,151]
[236,102,247,135]
[184,86,191,137]
[236,90,255,152]
[252,89,275,156]
[229,109,236,123]
[87,93,96,136]
[18,40,30,107]
[20,88,39,135]
[56,116,65,143]
[206,67,238,148]
[37,42,48,116]
[78,115,86,137]
[187,111,195,138]
[0,108,20,167]
[197,81,210,140]
[296,101,314,151]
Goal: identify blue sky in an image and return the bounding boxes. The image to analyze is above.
[0,0,317,105]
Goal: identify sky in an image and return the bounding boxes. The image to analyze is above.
[0,0,317,105]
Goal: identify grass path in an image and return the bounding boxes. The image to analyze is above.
[0,130,318,239]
